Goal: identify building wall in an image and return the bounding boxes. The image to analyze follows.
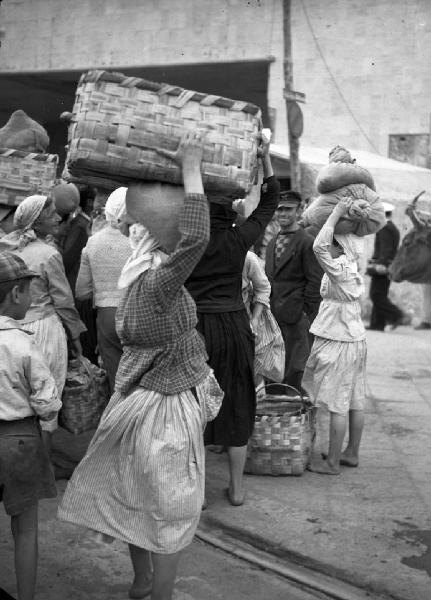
[291,0,431,156]
[0,0,288,142]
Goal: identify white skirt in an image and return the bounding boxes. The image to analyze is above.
[302,336,367,415]
[58,382,208,554]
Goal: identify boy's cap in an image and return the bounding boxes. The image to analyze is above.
[0,252,38,283]
[278,190,302,208]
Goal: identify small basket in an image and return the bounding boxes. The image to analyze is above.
[0,148,58,206]
[245,384,316,476]
[59,356,109,435]
[64,70,262,197]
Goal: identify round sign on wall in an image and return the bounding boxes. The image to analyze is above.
[287,101,303,138]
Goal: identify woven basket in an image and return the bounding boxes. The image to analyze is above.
[64,70,262,197]
[0,148,58,206]
[245,384,316,476]
[59,357,109,435]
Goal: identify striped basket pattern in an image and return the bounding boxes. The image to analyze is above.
[64,70,262,197]
[0,148,58,206]
[245,386,316,476]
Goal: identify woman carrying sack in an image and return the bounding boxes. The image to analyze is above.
[58,132,223,600]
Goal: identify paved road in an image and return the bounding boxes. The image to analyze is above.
[0,484,324,600]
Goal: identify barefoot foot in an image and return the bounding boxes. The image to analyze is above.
[340,452,359,467]
[225,486,245,506]
[307,459,340,475]
[129,578,152,599]
[321,452,359,468]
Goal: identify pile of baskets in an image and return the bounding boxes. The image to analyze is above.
[64,70,262,197]
[245,384,316,476]
[0,148,58,207]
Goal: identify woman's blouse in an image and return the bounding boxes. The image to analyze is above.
[186,176,279,313]
[115,193,211,396]
[310,224,365,342]
[17,239,86,340]
[242,251,271,315]
[76,225,132,308]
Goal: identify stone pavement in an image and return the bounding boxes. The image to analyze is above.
[201,326,431,600]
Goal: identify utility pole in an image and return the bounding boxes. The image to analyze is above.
[283,0,305,192]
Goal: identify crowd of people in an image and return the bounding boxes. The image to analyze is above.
[0,131,430,600]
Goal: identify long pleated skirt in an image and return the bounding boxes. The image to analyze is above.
[197,310,256,447]
[302,336,367,415]
[58,385,206,554]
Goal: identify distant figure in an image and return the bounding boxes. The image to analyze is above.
[368,202,404,331]
[265,190,322,391]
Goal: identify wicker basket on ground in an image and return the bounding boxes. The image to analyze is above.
[64,70,262,197]
[0,148,58,206]
[245,384,316,476]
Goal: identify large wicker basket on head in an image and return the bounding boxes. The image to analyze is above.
[64,70,262,197]
[245,384,316,476]
[0,148,58,206]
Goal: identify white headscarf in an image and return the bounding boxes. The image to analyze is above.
[105,187,127,226]
[334,232,365,263]
[0,194,49,250]
[117,223,166,289]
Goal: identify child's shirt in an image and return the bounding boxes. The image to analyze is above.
[0,315,61,421]
[310,224,365,342]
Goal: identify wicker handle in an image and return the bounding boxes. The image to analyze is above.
[264,383,306,403]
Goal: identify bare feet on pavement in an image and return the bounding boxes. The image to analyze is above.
[307,459,340,475]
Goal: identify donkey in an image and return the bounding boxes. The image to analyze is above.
[390,191,431,283]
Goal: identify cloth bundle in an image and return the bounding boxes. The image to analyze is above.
[254,307,285,382]
[302,146,386,237]
[0,109,50,153]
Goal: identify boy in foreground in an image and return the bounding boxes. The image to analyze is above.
[0,251,61,600]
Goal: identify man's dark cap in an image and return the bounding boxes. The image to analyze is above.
[278,190,302,208]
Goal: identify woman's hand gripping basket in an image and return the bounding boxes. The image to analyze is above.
[64,70,262,198]
[245,384,316,476]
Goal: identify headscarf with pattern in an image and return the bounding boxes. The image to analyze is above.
[0,195,49,250]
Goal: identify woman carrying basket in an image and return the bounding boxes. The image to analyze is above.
[58,132,223,600]
[302,198,367,475]
[186,136,279,505]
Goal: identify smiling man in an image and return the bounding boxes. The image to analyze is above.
[265,190,322,391]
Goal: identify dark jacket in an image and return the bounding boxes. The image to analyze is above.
[265,228,322,325]
[62,212,92,293]
[372,220,400,266]
[186,176,280,313]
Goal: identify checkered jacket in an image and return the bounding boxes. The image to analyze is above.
[115,194,211,395]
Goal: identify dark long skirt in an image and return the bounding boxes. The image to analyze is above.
[96,307,123,395]
[196,309,255,447]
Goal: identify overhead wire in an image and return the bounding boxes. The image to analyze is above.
[299,0,380,153]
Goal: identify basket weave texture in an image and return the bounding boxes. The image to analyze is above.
[0,148,58,206]
[65,70,262,197]
[59,357,109,435]
[245,393,316,476]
